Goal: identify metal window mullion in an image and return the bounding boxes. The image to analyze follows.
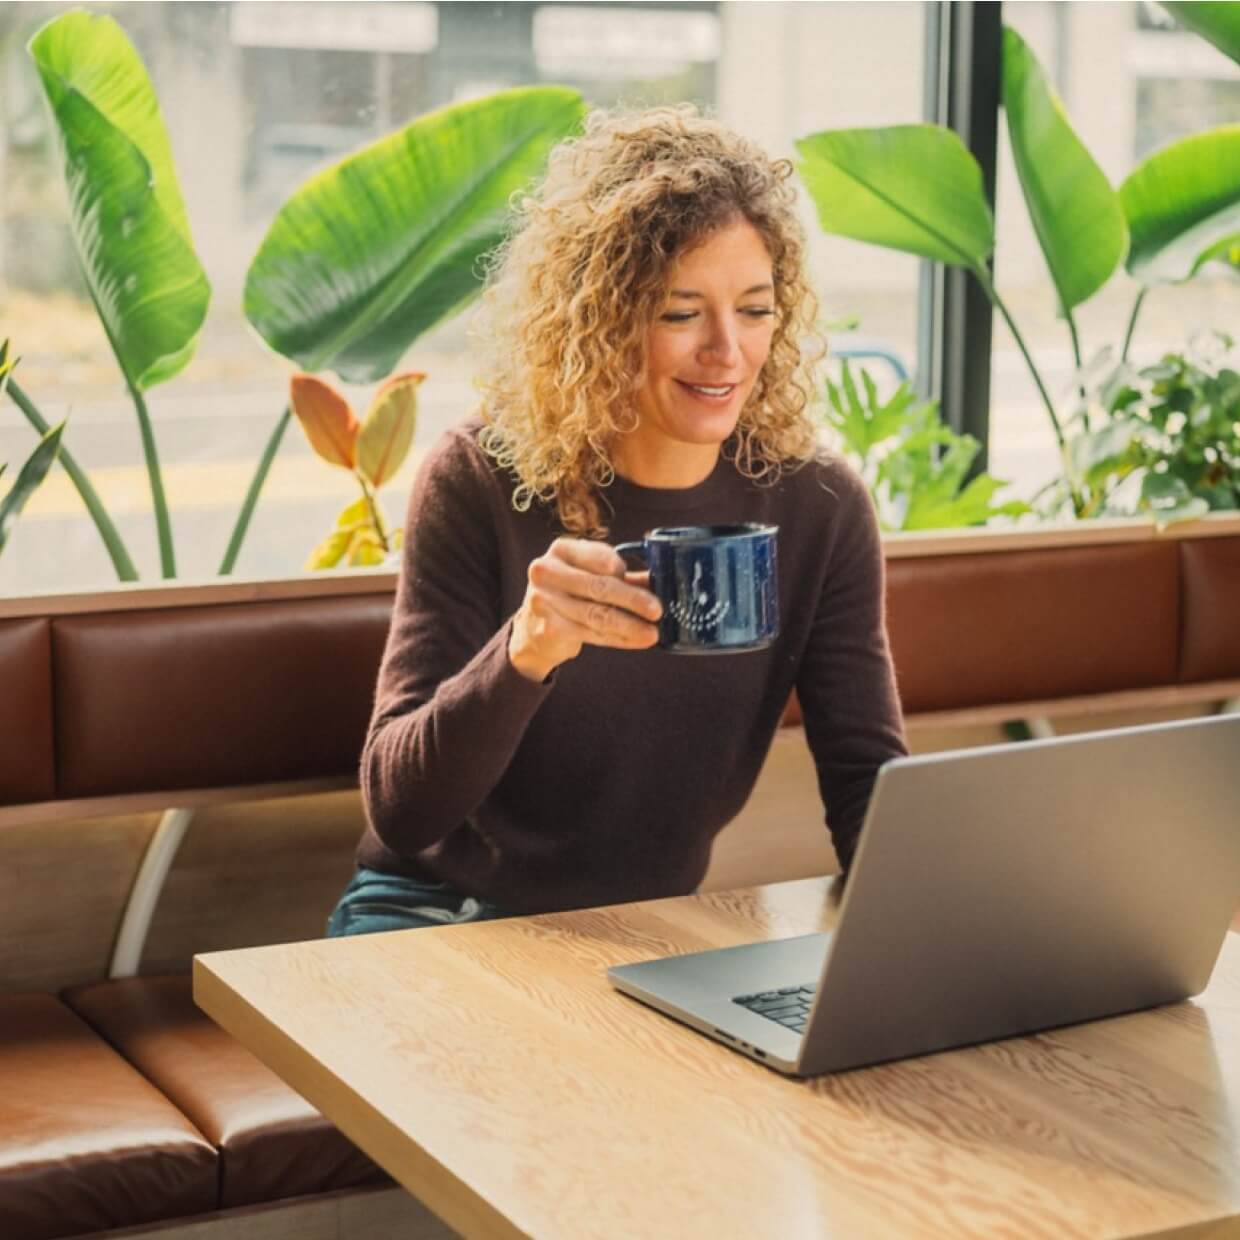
[917,1,1002,467]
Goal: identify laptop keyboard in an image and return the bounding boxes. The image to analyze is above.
[733,984,817,1033]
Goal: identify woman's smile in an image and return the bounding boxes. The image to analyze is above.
[676,380,739,403]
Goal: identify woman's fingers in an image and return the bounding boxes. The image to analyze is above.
[540,588,659,648]
[535,539,662,622]
[511,538,662,680]
[523,538,662,650]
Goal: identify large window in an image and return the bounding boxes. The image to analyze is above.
[0,1,925,593]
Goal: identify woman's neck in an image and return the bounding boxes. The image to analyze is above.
[610,439,722,490]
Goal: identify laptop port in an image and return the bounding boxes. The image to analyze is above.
[713,1029,736,1042]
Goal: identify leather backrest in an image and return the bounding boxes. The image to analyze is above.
[53,596,392,799]
[4,532,1234,805]
[885,542,1180,713]
[0,618,54,804]
[1179,538,1240,683]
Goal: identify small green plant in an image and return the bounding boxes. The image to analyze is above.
[1043,335,1240,522]
[823,360,1029,530]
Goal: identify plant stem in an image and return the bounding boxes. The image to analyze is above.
[1066,309,1088,430]
[218,405,291,575]
[1121,288,1147,363]
[974,266,1084,514]
[126,380,176,578]
[5,376,140,581]
[87,288,177,577]
[357,474,390,553]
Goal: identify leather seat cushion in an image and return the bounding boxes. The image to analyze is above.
[0,993,216,1240]
[63,975,385,1208]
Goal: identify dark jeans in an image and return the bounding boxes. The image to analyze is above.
[326,866,514,937]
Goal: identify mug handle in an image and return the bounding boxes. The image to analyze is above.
[614,541,648,570]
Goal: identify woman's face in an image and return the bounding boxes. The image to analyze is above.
[625,218,776,478]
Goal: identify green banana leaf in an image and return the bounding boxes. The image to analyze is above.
[245,86,587,383]
[28,13,210,389]
[1120,124,1240,284]
[795,126,994,268]
[1001,26,1127,313]
[1160,2,1240,65]
[0,422,65,554]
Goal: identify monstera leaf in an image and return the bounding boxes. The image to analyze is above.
[28,12,210,389]
[245,87,587,383]
[1120,125,1240,284]
[795,125,994,269]
[1001,26,1127,313]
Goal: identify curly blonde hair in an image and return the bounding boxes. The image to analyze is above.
[474,104,822,537]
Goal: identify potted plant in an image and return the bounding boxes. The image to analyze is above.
[7,10,585,579]
[795,2,1240,523]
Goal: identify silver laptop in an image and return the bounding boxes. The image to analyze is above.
[608,714,1240,1076]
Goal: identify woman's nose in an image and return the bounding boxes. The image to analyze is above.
[700,321,741,367]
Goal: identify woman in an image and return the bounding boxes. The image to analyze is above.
[327,105,906,937]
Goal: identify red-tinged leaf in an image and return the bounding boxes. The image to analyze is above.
[289,373,358,469]
[357,371,424,486]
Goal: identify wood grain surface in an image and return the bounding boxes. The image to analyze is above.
[195,880,1240,1240]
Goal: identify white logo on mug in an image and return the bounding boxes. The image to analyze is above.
[667,563,730,634]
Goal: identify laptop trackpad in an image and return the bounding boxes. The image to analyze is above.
[609,932,831,1006]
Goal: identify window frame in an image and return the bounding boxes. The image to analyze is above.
[917,0,1003,469]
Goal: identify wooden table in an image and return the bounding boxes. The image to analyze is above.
[194,879,1240,1240]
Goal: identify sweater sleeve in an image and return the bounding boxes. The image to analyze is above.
[360,430,553,859]
[795,463,908,872]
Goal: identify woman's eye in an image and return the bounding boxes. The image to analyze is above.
[659,307,774,324]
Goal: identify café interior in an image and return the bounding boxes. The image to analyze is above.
[2,2,1239,1237]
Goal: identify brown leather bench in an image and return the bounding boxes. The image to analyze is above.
[0,583,403,1239]
[1,519,1238,1239]
[0,993,216,1240]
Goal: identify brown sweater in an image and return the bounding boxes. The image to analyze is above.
[357,418,907,912]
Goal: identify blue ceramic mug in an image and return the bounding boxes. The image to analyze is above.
[615,523,779,654]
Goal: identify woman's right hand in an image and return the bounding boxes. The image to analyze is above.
[508,538,663,682]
